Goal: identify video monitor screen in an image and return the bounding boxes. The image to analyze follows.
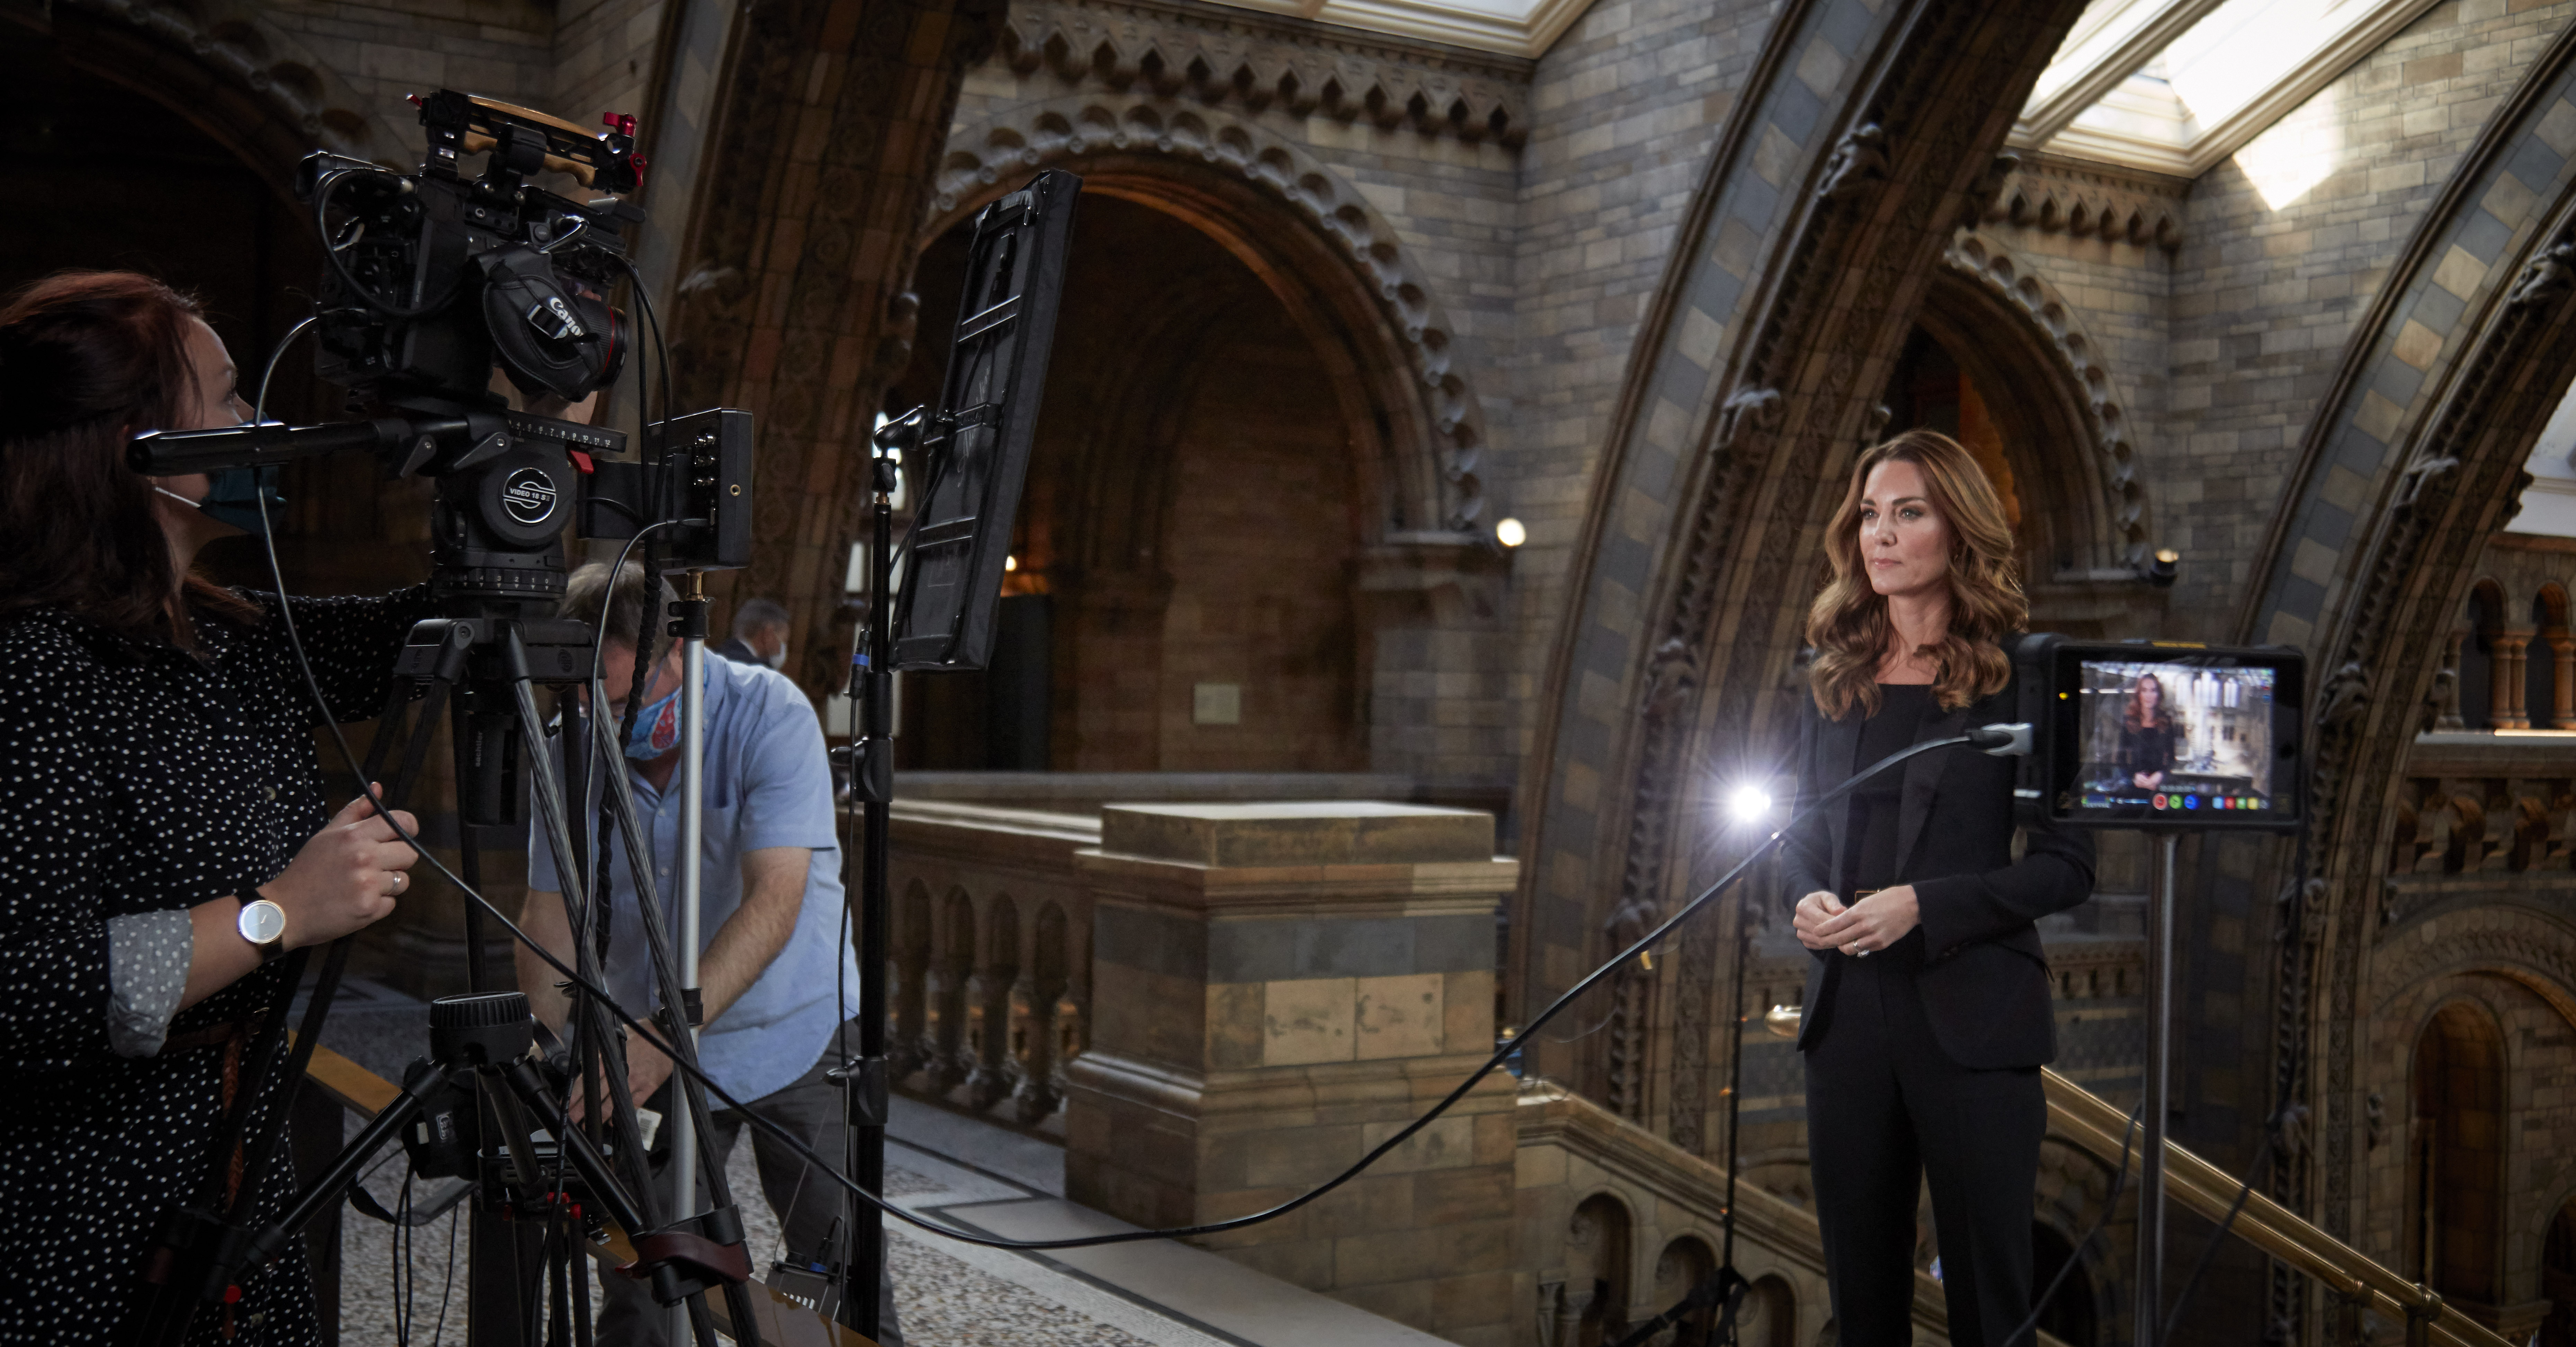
[2073,662,2278,817]
[2016,638,2304,832]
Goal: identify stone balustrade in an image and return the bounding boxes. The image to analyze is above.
[2392,736,2576,878]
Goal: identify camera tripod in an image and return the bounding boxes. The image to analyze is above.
[124,409,766,1347]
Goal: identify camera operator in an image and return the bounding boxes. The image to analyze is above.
[515,560,896,1346]
[0,271,424,1344]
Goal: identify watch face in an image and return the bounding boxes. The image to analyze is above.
[240,900,287,946]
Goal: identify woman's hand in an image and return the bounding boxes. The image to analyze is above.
[1793,891,1847,950]
[1809,885,1920,956]
[259,786,419,948]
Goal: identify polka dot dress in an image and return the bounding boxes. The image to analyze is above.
[0,586,429,1346]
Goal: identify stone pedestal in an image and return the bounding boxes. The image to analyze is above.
[1066,802,1520,1346]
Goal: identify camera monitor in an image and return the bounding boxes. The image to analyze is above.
[889,169,1080,672]
[2013,635,2305,832]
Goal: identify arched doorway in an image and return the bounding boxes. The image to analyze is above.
[2534,585,2568,729]
[1563,1194,1634,1347]
[889,190,1369,774]
[1879,324,2024,535]
[0,27,336,581]
[2462,581,2506,730]
[2545,1194,2576,1347]
[2410,1001,2508,1311]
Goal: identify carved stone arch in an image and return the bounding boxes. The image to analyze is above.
[2370,903,2576,1035]
[929,97,1489,536]
[2234,17,2576,1257]
[1937,230,2154,572]
[989,1,1528,149]
[1510,0,2091,1097]
[1562,1189,1637,1347]
[23,0,401,200]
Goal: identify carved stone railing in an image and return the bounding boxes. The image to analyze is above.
[1514,1080,1948,1347]
[884,800,1102,1130]
[2390,736,2576,879]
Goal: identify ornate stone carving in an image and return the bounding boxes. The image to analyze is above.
[2277,203,2576,1295]
[2508,236,2576,309]
[50,0,397,163]
[1815,122,1890,203]
[1959,151,2019,229]
[1943,230,2155,565]
[993,0,1531,148]
[1979,150,2186,250]
[934,94,1494,530]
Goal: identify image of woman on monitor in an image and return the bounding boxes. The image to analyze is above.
[2119,672,2183,790]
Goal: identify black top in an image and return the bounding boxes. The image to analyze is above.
[1781,670,2095,1069]
[0,586,429,1345]
[2119,717,2180,783]
[1841,683,1934,898]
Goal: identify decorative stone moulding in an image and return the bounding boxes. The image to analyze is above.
[995,0,1531,149]
[936,96,1496,530]
[64,0,396,163]
[1944,229,2155,567]
[1980,152,2186,251]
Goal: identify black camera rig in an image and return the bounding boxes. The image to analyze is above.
[120,89,764,1347]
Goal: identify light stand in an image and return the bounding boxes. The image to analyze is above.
[2135,831,2180,1347]
[671,569,712,1346]
[836,445,899,1340]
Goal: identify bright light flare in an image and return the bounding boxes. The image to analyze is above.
[1494,517,1527,548]
[1726,784,1773,825]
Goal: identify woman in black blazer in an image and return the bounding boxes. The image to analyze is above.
[1780,430,2094,1346]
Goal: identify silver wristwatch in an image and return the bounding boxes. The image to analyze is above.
[237,896,289,962]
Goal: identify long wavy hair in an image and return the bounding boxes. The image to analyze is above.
[0,271,253,646]
[2123,672,2178,730]
[1806,429,2025,718]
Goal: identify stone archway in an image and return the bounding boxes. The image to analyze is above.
[1935,230,2156,576]
[1509,0,2091,1107]
[2219,18,2576,1295]
[917,144,1514,779]
[929,99,1494,537]
[11,0,400,195]
[2408,999,2508,1307]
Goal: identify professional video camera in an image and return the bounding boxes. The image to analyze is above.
[134,90,746,614]
[120,90,763,1347]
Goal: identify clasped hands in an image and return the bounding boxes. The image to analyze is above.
[1793,886,1920,957]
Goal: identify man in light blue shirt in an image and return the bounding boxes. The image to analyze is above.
[517,561,887,1345]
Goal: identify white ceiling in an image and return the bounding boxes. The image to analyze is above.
[1192,0,1595,58]
[2016,0,2446,179]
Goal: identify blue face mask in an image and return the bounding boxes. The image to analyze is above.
[200,466,286,537]
[625,683,682,760]
[151,465,285,538]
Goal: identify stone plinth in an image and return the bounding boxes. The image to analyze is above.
[1066,803,1520,1346]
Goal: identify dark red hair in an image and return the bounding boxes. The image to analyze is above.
[0,271,254,645]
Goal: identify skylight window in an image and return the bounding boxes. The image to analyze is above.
[2017,0,2442,185]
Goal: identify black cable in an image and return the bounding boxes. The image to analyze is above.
[2160,1127,2273,1342]
[1998,1100,2142,1347]
[610,255,674,436]
[2152,817,2315,1339]
[227,293,2003,1255]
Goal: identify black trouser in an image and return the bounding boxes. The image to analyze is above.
[598,1037,903,1346]
[1802,932,2046,1347]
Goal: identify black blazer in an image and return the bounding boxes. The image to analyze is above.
[1779,669,2095,1069]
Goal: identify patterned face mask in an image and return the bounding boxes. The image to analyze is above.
[624,684,682,760]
